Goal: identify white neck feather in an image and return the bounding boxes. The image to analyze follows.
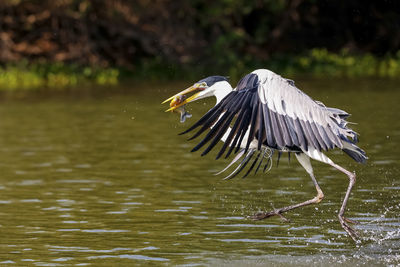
[214,81,233,104]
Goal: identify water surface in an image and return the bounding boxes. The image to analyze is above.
[0,78,398,266]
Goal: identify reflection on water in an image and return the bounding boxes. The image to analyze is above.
[0,78,399,266]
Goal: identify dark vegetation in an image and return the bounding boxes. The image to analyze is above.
[0,0,399,89]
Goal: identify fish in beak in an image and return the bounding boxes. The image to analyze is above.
[162,82,207,112]
[168,95,192,123]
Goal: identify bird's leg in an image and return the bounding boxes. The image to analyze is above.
[249,173,324,221]
[328,162,359,242]
[249,153,324,221]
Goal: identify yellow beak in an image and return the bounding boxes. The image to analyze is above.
[162,84,203,112]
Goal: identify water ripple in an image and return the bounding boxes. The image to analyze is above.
[87,254,169,261]
[220,238,280,243]
[81,229,130,233]
[217,223,282,228]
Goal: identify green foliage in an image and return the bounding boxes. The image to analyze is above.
[1,50,400,91]
[185,49,400,82]
[267,49,400,79]
[0,62,119,90]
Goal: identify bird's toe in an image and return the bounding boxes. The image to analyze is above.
[343,217,359,225]
[339,217,360,242]
[248,210,290,222]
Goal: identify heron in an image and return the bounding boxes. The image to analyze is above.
[162,69,367,241]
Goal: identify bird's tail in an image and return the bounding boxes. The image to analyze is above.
[338,124,367,164]
[342,141,367,164]
[326,105,367,164]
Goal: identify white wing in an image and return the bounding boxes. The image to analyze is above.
[253,69,353,152]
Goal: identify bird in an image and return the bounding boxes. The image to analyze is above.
[162,69,367,241]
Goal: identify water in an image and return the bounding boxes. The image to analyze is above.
[0,78,398,266]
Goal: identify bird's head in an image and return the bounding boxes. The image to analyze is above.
[163,76,229,112]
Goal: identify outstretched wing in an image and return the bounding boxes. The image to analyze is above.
[255,69,347,153]
[181,69,365,165]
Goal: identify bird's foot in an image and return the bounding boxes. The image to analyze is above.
[339,215,360,242]
[248,209,290,222]
[343,217,359,225]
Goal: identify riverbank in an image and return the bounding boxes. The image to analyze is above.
[1,49,399,91]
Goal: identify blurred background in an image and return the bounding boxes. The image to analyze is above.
[0,1,399,265]
[0,0,400,89]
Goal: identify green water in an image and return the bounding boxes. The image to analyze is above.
[0,78,398,266]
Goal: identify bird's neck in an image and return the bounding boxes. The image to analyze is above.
[214,81,233,104]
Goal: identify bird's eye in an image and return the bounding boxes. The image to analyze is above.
[195,82,207,90]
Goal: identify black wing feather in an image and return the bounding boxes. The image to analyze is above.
[269,109,285,148]
[244,93,260,152]
[242,150,262,178]
[284,116,300,147]
[226,108,250,158]
[262,105,276,148]
[191,110,232,152]
[188,107,222,141]
[276,113,293,147]
[293,118,307,150]
[299,119,320,151]
[217,107,246,159]
[257,104,265,150]
[310,122,327,150]
[201,112,236,156]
